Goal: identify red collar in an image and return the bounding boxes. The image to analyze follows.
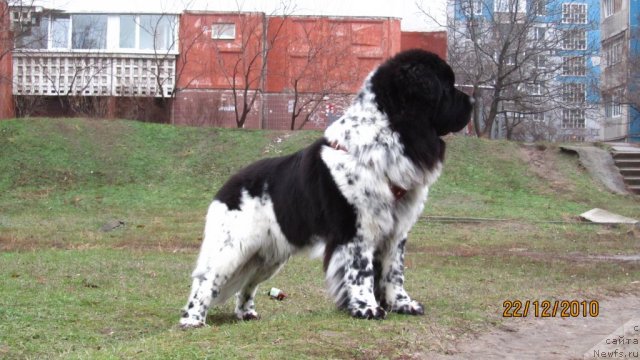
[389,184,408,200]
[328,140,407,200]
[329,140,348,153]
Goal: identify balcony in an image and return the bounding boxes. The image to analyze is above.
[13,52,176,98]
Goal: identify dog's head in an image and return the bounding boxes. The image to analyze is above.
[370,49,473,137]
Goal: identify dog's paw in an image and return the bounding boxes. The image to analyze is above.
[179,317,205,329]
[237,310,260,321]
[350,305,387,320]
[392,300,425,316]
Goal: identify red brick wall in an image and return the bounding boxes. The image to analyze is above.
[401,31,448,60]
[177,12,265,90]
[0,0,15,119]
[266,16,401,94]
[173,13,403,128]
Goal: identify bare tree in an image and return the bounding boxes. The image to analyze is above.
[137,14,177,100]
[0,1,12,64]
[210,2,293,128]
[174,12,210,94]
[420,0,599,140]
[212,12,268,128]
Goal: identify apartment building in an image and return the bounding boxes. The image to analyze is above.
[600,0,640,142]
[447,0,601,141]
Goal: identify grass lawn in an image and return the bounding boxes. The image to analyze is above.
[1,118,639,359]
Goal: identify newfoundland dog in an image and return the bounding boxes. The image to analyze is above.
[180,49,473,327]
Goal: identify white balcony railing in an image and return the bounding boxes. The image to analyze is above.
[13,52,176,98]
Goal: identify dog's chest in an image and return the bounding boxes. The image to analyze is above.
[321,118,439,242]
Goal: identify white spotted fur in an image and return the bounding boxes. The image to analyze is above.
[323,77,442,315]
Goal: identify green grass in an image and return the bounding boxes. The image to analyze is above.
[1,118,639,359]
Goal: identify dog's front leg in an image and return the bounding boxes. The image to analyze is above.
[377,237,424,315]
[326,240,386,319]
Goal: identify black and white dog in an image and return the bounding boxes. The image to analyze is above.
[180,49,473,327]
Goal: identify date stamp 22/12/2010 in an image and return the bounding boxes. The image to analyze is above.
[502,299,600,318]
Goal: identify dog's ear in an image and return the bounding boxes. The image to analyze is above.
[397,62,442,106]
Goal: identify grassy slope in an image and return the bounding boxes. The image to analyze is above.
[1,118,639,359]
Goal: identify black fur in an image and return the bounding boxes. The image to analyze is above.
[215,139,357,249]
[371,49,472,169]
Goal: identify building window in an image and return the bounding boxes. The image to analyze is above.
[531,112,546,122]
[532,0,547,16]
[138,15,175,50]
[15,14,48,49]
[603,35,624,67]
[13,12,177,52]
[534,54,547,68]
[562,108,585,128]
[561,56,586,76]
[461,0,483,16]
[472,0,483,15]
[72,15,108,49]
[211,23,236,40]
[603,0,621,18]
[533,26,546,41]
[50,14,70,49]
[562,3,587,24]
[527,81,545,96]
[506,111,525,123]
[604,88,623,118]
[562,83,586,103]
[495,50,521,65]
[117,15,176,51]
[562,29,586,50]
[494,0,526,13]
[119,15,137,49]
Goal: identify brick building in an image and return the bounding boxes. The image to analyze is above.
[2,2,448,128]
[173,12,404,129]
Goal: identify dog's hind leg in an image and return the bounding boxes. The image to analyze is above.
[180,201,262,328]
[234,260,286,320]
[376,237,424,315]
[180,274,217,328]
[179,251,246,328]
[326,239,386,319]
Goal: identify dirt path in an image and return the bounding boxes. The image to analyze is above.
[429,294,640,360]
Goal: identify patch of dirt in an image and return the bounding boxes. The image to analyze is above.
[0,235,68,252]
[424,292,640,359]
[0,234,200,253]
[418,246,640,264]
[519,144,574,194]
